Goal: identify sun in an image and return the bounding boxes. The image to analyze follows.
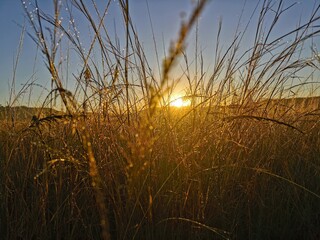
[169,96,191,108]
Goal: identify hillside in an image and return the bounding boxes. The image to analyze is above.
[0,106,62,121]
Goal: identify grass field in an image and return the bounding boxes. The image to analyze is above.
[1,0,320,239]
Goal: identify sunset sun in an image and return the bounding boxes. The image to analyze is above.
[169,96,191,108]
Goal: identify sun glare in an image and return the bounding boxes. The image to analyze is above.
[169,96,191,108]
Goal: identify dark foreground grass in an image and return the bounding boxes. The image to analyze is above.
[1,0,320,239]
[1,105,320,239]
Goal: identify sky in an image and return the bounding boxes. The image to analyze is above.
[0,0,319,106]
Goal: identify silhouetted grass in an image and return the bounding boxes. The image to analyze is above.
[1,0,320,239]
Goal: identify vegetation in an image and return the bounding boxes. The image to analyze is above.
[1,0,320,239]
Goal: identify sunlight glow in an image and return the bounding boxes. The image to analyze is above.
[169,96,191,108]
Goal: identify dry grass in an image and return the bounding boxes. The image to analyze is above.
[1,0,320,239]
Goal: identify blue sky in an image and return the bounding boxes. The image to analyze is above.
[0,0,318,106]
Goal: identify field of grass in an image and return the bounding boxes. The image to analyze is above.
[1,0,320,239]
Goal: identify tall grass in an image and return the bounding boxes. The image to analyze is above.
[1,0,320,239]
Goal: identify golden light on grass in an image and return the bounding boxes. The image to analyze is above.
[169,95,191,108]
[4,0,320,239]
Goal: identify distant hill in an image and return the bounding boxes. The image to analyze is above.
[1,96,319,121]
[261,96,320,111]
[0,106,62,121]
